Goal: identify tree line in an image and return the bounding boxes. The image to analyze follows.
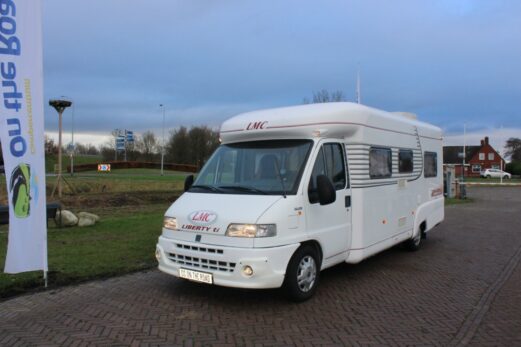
[41,125,220,169]
[505,138,521,175]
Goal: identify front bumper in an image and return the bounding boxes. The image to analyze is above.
[156,235,299,289]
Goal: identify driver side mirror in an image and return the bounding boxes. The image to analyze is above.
[316,175,336,205]
[184,175,194,192]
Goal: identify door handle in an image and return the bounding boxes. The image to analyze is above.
[345,196,351,208]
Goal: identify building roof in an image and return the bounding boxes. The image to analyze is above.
[443,146,480,164]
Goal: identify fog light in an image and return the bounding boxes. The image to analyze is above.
[155,248,161,262]
[242,265,254,277]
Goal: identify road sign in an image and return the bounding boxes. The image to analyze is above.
[98,164,111,172]
[126,130,134,142]
[116,136,125,151]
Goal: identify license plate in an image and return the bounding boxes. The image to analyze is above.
[179,268,213,284]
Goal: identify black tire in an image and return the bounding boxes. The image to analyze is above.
[486,175,491,179]
[504,175,509,179]
[404,228,422,251]
[283,245,320,302]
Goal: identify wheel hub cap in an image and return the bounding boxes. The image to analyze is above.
[297,255,317,293]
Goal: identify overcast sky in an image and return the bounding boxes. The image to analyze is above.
[43,0,521,149]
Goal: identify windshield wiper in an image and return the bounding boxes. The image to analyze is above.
[189,185,222,193]
[218,185,269,195]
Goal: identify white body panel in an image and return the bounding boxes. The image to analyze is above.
[156,102,444,289]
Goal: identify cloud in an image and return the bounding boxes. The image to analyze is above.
[45,131,111,148]
[41,0,521,138]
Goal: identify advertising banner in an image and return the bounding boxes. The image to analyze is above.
[0,0,48,273]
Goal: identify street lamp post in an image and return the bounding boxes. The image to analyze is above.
[49,99,72,198]
[160,104,166,176]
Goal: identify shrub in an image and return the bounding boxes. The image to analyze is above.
[505,161,521,175]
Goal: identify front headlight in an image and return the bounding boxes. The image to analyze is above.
[163,217,178,230]
[226,224,277,238]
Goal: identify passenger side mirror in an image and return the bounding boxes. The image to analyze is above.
[316,175,336,205]
[184,175,194,192]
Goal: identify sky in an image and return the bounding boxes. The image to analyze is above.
[42,0,521,152]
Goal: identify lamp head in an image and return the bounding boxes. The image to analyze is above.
[49,99,72,113]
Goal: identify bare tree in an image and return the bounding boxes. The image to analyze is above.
[99,143,115,162]
[303,89,346,104]
[165,126,219,167]
[505,137,521,162]
[136,131,158,161]
[44,135,58,154]
[166,126,190,164]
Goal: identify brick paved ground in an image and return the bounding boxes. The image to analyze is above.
[0,187,520,346]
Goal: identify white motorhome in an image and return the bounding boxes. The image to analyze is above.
[156,102,444,301]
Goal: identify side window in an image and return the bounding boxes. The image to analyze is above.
[424,152,437,178]
[369,147,392,178]
[324,143,347,189]
[308,148,326,204]
[398,149,413,173]
[308,144,347,203]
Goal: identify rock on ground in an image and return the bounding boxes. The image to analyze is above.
[77,212,100,227]
[55,210,78,227]
[78,212,100,222]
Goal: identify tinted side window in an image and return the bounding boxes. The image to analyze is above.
[308,147,326,204]
[308,144,347,203]
[324,143,347,189]
[398,149,413,173]
[424,152,437,177]
[369,147,392,178]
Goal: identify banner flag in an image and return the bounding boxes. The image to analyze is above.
[0,0,48,273]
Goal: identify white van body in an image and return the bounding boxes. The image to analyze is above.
[156,102,444,298]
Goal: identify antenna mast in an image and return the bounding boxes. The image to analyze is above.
[356,65,361,104]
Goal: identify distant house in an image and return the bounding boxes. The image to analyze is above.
[443,136,505,177]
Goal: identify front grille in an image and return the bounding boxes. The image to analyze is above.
[175,243,224,254]
[167,253,236,273]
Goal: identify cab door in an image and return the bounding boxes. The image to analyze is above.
[305,141,352,261]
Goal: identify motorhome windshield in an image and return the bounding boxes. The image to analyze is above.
[191,140,313,195]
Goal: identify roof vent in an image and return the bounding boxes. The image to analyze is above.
[392,112,417,120]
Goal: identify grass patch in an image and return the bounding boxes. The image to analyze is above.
[45,154,102,173]
[45,171,187,195]
[0,203,169,299]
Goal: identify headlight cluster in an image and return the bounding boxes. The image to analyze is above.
[225,224,277,238]
[163,217,178,230]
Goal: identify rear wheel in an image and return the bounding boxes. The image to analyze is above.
[404,227,422,251]
[504,175,509,179]
[283,245,320,302]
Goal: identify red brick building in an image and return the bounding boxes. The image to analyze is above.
[443,136,505,177]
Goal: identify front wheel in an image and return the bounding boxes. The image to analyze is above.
[504,175,509,179]
[283,245,320,302]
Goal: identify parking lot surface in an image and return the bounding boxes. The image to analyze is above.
[1,187,520,346]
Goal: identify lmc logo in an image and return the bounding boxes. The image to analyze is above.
[188,210,217,225]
